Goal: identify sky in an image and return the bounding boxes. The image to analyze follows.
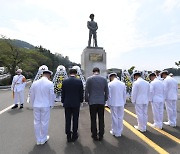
[0,0,180,71]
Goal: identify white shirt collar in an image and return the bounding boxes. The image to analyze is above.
[93,72,100,75]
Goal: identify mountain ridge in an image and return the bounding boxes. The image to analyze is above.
[11,39,35,49]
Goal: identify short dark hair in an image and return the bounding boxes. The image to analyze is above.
[161,71,168,77]
[149,73,156,78]
[134,72,141,77]
[69,69,77,75]
[109,73,117,78]
[155,70,161,74]
[93,67,100,73]
[90,14,94,19]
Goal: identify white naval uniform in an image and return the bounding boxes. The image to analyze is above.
[131,77,150,131]
[163,76,178,126]
[30,76,55,143]
[107,78,126,136]
[150,78,164,128]
[11,74,26,105]
[157,75,163,81]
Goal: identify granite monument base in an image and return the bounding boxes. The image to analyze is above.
[81,47,107,79]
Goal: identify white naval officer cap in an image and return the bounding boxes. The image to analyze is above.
[133,71,141,77]
[160,70,168,77]
[43,70,53,76]
[148,72,156,78]
[160,70,168,75]
[16,69,22,73]
[108,72,117,78]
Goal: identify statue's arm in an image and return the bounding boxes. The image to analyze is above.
[91,23,98,31]
[87,21,93,30]
[87,21,98,31]
[95,23,98,31]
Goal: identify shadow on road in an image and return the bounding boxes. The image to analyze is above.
[144,130,177,150]
[92,136,148,154]
[7,109,23,115]
[28,143,56,154]
[162,126,180,138]
[64,141,92,154]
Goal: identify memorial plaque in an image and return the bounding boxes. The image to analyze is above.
[81,47,107,78]
[89,53,103,62]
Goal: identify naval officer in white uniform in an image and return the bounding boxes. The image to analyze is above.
[131,72,150,132]
[161,71,178,127]
[30,69,55,145]
[11,69,26,109]
[149,73,164,129]
[155,70,163,81]
[107,73,126,137]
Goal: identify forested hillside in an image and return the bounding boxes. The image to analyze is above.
[0,38,80,82]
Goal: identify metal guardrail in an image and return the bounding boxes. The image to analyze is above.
[0,85,11,89]
[0,74,11,80]
[0,79,32,89]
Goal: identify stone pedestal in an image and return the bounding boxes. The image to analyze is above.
[81,47,107,79]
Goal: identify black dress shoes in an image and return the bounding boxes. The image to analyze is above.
[72,133,78,142]
[99,136,103,141]
[67,133,72,143]
[11,104,18,109]
[19,104,23,109]
[91,135,98,141]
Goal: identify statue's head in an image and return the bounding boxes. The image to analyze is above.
[89,14,94,20]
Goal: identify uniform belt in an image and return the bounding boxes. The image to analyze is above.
[16,83,21,84]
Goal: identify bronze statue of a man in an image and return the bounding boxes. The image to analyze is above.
[87,14,98,47]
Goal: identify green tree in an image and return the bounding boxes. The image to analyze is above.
[19,49,52,79]
[0,39,52,81]
[0,39,27,81]
[0,37,80,83]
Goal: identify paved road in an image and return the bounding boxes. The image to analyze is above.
[0,87,180,154]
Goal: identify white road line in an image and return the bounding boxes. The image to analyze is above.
[0,89,10,91]
[0,105,14,115]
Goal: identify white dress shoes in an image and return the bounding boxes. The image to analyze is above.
[41,135,50,145]
[151,123,162,129]
[36,142,41,145]
[110,130,115,136]
[134,125,146,132]
[110,130,121,137]
[163,121,170,126]
[163,121,176,127]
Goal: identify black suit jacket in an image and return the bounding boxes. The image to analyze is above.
[61,76,84,108]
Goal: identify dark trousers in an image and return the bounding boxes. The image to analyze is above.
[65,107,80,136]
[89,104,105,137]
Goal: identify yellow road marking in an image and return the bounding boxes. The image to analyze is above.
[105,108,169,154]
[124,108,180,144]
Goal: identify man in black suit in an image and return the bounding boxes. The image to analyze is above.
[61,69,84,142]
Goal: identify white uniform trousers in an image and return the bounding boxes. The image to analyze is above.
[151,102,164,128]
[165,100,177,126]
[33,107,50,143]
[110,106,124,136]
[14,91,24,105]
[135,104,148,131]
